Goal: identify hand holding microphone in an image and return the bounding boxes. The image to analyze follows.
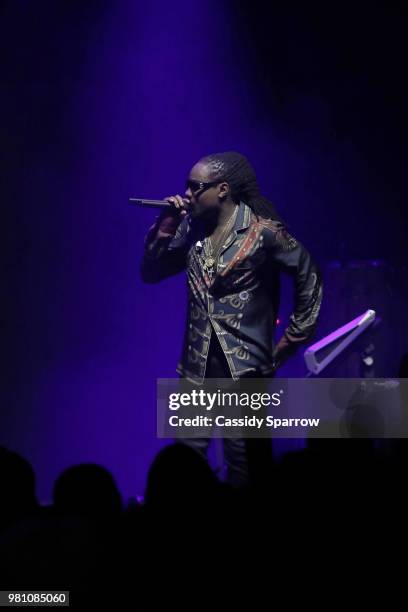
[164,194,190,215]
[144,194,190,242]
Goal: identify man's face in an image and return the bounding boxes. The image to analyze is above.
[185,162,226,218]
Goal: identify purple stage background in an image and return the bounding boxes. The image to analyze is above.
[2,1,407,502]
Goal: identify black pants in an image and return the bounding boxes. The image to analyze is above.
[180,334,274,489]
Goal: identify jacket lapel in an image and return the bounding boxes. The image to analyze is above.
[218,200,252,257]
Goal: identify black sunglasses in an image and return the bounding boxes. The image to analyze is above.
[185,179,220,194]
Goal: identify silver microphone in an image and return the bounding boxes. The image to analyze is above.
[128,198,190,209]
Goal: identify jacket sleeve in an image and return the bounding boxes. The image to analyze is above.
[140,213,190,283]
[267,223,323,369]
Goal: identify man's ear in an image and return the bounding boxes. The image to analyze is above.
[218,181,230,199]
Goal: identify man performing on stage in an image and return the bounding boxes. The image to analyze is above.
[141,151,323,487]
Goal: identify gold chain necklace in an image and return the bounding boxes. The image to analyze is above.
[202,206,238,280]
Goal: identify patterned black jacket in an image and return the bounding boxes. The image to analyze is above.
[141,200,323,383]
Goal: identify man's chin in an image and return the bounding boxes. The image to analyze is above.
[192,206,216,221]
[190,206,205,219]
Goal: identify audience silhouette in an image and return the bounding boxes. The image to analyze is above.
[0,354,407,604]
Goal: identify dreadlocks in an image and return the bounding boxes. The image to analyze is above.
[199,151,285,224]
